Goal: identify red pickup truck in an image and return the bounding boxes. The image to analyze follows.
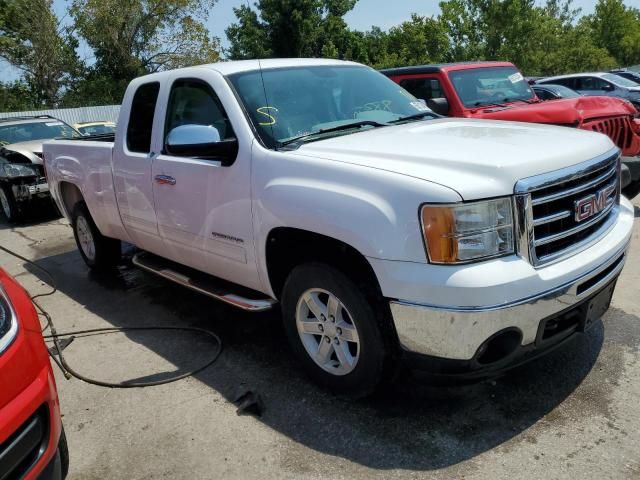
[382,61,640,198]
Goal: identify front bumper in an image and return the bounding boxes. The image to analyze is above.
[373,197,634,369]
[11,179,50,202]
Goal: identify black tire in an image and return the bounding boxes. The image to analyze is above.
[622,180,640,201]
[281,263,394,397]
[0,184,23,223]
[59,425,69,478]
[71,202,121,270]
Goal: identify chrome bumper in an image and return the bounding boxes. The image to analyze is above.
[390,245,628,361]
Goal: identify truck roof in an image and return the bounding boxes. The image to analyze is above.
[380,61,516,77]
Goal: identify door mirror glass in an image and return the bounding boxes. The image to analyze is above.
[165,124,238,165]
[426,97,449,116]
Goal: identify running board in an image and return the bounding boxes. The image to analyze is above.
[132,252,276,312]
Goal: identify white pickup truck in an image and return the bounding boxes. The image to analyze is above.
[44,59,634,396]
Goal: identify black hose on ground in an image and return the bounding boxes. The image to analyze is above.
[0,244,223,388]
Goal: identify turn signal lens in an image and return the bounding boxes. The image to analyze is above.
[421,198,515,264]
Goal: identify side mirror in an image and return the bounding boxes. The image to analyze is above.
[602,83,615,92]
[426,97,449,116]
[165,124,238,165]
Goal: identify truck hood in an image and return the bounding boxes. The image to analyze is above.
[2,140,44,164]
[295,118,615,200]
[469,96,637,124]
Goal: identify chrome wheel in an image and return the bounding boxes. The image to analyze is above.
[76,215,96,261]
[295,288,360,375]
[0,189,11,219]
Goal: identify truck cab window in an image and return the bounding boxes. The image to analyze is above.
[165,80,234,143]
[127,82,160,153]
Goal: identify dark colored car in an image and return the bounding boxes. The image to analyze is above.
[0,116,79,222]
[610,69,640,84]
[0,268,68,479]
[537,72,640,109]
[532,84,581,101]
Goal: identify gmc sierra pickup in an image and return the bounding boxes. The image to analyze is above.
[43,59,634,396]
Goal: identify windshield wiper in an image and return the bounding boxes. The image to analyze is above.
[473,101,507,108]
[279,120,388,147]
[389,111,438,123]
[503,97,538,104]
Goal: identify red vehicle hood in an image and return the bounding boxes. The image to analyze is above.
[468,96,637,124]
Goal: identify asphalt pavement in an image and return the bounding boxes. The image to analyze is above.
[0,198,639,479]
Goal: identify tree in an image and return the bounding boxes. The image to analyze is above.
[0,80,39,111]
[584,0,640,67]
[70,0,221,85]
[226,0,358,60]
[0,0,80,107]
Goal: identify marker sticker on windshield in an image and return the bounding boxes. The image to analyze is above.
[257,106,278,126]
[508,72,524,84]
[410,101,430,111]
[45,121,63,126]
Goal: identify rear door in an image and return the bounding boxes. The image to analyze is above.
[112,81,165,253]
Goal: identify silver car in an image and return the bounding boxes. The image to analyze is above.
[0,116,79,222]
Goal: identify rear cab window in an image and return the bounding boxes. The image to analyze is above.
[127,82,160,153]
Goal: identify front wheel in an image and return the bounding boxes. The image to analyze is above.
[281,263,393,397]
[72,202,121,271]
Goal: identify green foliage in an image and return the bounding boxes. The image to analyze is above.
[225,0,358,60]
[69,0,221,101]
[583,0,640,67]
[0,80,39,111]
[0,0,80,106]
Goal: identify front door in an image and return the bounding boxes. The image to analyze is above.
[151,75,259,290]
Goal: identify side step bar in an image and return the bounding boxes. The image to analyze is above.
[132,252,277,312]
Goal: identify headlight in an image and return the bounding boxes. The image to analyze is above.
[3,163,37,178]
[0,286,18,354]
[421,197,514,264]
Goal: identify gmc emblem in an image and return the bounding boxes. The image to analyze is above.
[574,184,616,222]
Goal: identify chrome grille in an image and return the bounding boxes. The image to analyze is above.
[514,149,621,266]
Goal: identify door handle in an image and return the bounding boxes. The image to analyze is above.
[154,175,176,185]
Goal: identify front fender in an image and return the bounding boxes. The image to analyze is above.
[252,147,461,294]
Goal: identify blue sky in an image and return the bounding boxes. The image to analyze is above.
[0,0,627,82]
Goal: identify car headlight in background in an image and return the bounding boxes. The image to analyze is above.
[421,198,514,264]
[3,163,38,178]
[0,286,18,354]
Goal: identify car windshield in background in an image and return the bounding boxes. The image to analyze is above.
[78,124,115,135]
[603,73,639,88]
[229,65,432,148]
[449,67,536,107]
[0,121,78,145]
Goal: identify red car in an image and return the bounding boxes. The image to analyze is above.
[0,268,68,479]
[382,61,640,198]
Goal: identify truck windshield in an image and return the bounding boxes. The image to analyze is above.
[0,120,78,146]
[229,65,433,148]
[449,67,536,107]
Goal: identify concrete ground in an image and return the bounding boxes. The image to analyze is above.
[1,199,639,480]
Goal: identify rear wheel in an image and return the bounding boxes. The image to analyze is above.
[0,185,22,223]
[72,202,121,270]
[59,426,69,478]
[281,263,393,397]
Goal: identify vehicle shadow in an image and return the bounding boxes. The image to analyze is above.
[25,248,607,471]
[0,203,61,230]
